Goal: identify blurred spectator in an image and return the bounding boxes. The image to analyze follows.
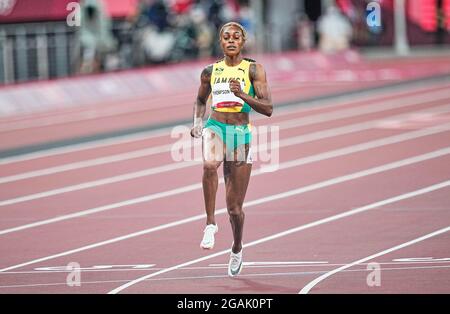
[190,6,214,58]
[82,0,254,70]
[171,0,194,14]
[132,0,175,65]
[237,0,255,53]
[436,0,446,45]
[138,0,171,31]
[171,13,198,61]
[317,5,353,54]
[79,0,117,74]
[140,24,176,63]
[207,0,226,57]
[296,13,314,51]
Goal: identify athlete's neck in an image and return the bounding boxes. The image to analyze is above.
[224,54,243,67]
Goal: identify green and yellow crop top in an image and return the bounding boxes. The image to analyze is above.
[210,58,255,113]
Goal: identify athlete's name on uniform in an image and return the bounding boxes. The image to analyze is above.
[213,89,232,95]
[213,77,244,84]
[177,297,273,311]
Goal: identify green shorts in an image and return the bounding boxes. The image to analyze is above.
[204,118,252,152]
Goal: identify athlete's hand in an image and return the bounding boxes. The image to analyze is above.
[190,125,203,138]
[229,79,244,98]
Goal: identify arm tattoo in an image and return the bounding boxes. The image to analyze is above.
[197,65,213,106]
[201,65,213,81]
[254,84,265,100]
[249,63,257,82]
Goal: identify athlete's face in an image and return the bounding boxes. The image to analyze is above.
[220,26,245,57]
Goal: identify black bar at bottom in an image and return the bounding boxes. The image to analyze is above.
[1,294,448,312]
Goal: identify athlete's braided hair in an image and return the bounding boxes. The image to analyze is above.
[219,22,247,41]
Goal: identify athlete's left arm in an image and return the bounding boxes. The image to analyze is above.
[230,63,273,117]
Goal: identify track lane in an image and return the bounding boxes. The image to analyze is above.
[0,134,449,279]
[300,230,450,294]
[113,178,450,294]
[1,120,449,233]
[1,157,448,293]
[2,90,450,200]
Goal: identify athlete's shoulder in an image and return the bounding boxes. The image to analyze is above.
[203,63,214,71]
[243,57,256,63]
[202,63,214,72]
[200,64,213,81]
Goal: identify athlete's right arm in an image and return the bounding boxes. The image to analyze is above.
[191,65,212,138]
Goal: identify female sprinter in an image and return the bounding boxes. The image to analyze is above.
[190,22,273,277]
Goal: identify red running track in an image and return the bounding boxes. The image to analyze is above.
[0,75,449,294]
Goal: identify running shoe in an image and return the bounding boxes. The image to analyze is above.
[200,224,218,249]
[228,244,243,277]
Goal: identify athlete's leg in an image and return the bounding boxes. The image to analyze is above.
[224,143,252,254]
[202,128,225,225]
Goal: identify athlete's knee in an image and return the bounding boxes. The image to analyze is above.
[227,204,244,216]
[203,161,220,174]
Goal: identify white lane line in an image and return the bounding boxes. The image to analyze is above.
[2,265,450,290]
[210,261,329,266]
[1,260,450,275]
[108,180,450,294]
[3,263,450,291]
[0,160,201,206]
[268,90,450,131]
[1,83,449,167]
[1,123,450,236]
[392,257,450,262]
[107,264,450,284]
[2,102,450,208]
[207,260,450,268]
[0,142,174,184]
[299,226,450,294]
[33,264,156,271]
[0,92,196,132]
[0,261,450,276]
[1,147,449,273]
[0,126,176,165]
[107,265,450,284]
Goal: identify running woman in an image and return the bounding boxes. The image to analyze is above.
[191,22,273,277]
